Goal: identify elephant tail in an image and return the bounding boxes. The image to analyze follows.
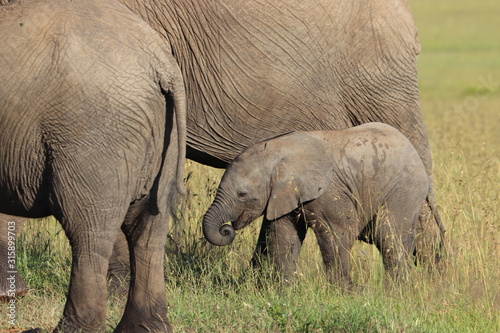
[427,182,446,237]
[171,82,188,196]
[158,58,188,196]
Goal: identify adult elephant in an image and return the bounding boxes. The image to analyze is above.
[119,0,444,262]
[0,0,186,331]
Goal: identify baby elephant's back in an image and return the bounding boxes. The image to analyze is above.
[327,122,429,200]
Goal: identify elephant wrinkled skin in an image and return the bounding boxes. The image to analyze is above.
[0,0,186,331]
[203,123,430,286]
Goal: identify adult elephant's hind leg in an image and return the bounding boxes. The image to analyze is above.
[55,229,119,332]
[50,175,127,332]
[115,200,172,333]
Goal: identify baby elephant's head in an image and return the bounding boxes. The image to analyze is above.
[202,133,331,246]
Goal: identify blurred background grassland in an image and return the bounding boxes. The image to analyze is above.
[1,0,499,331]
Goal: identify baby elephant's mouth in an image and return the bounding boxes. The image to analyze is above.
[232,211,254,230]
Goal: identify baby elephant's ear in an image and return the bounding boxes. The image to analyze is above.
[266,137,331,221]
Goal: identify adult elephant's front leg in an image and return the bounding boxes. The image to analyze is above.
[252,215,307,282]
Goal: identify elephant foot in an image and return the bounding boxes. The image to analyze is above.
[115,316,173,333]
[54,316,107,333]
[115,300,172,333]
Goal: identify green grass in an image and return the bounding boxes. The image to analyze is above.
[412,0,500,100]
[2,0,500,331]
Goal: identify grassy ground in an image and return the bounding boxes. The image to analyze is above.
[2,0,499,331]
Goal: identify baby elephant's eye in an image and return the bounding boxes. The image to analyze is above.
[237,191,248,199]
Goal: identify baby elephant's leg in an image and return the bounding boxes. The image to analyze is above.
[311,217,355,289]
[255,215,307,281]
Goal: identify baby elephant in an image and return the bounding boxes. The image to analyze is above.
[203,123,429,287]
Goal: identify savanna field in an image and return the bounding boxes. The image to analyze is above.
[1,0,499,331]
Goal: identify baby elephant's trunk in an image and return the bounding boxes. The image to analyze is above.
[202,204,236,246]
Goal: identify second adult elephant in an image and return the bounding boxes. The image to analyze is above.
[120,0,444,262]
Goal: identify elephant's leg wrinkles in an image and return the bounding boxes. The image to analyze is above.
[56,249,112,332]
[48,151,133,332]
[116,127,179,332]
[55,226,123,332]
[117,206,172,333]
